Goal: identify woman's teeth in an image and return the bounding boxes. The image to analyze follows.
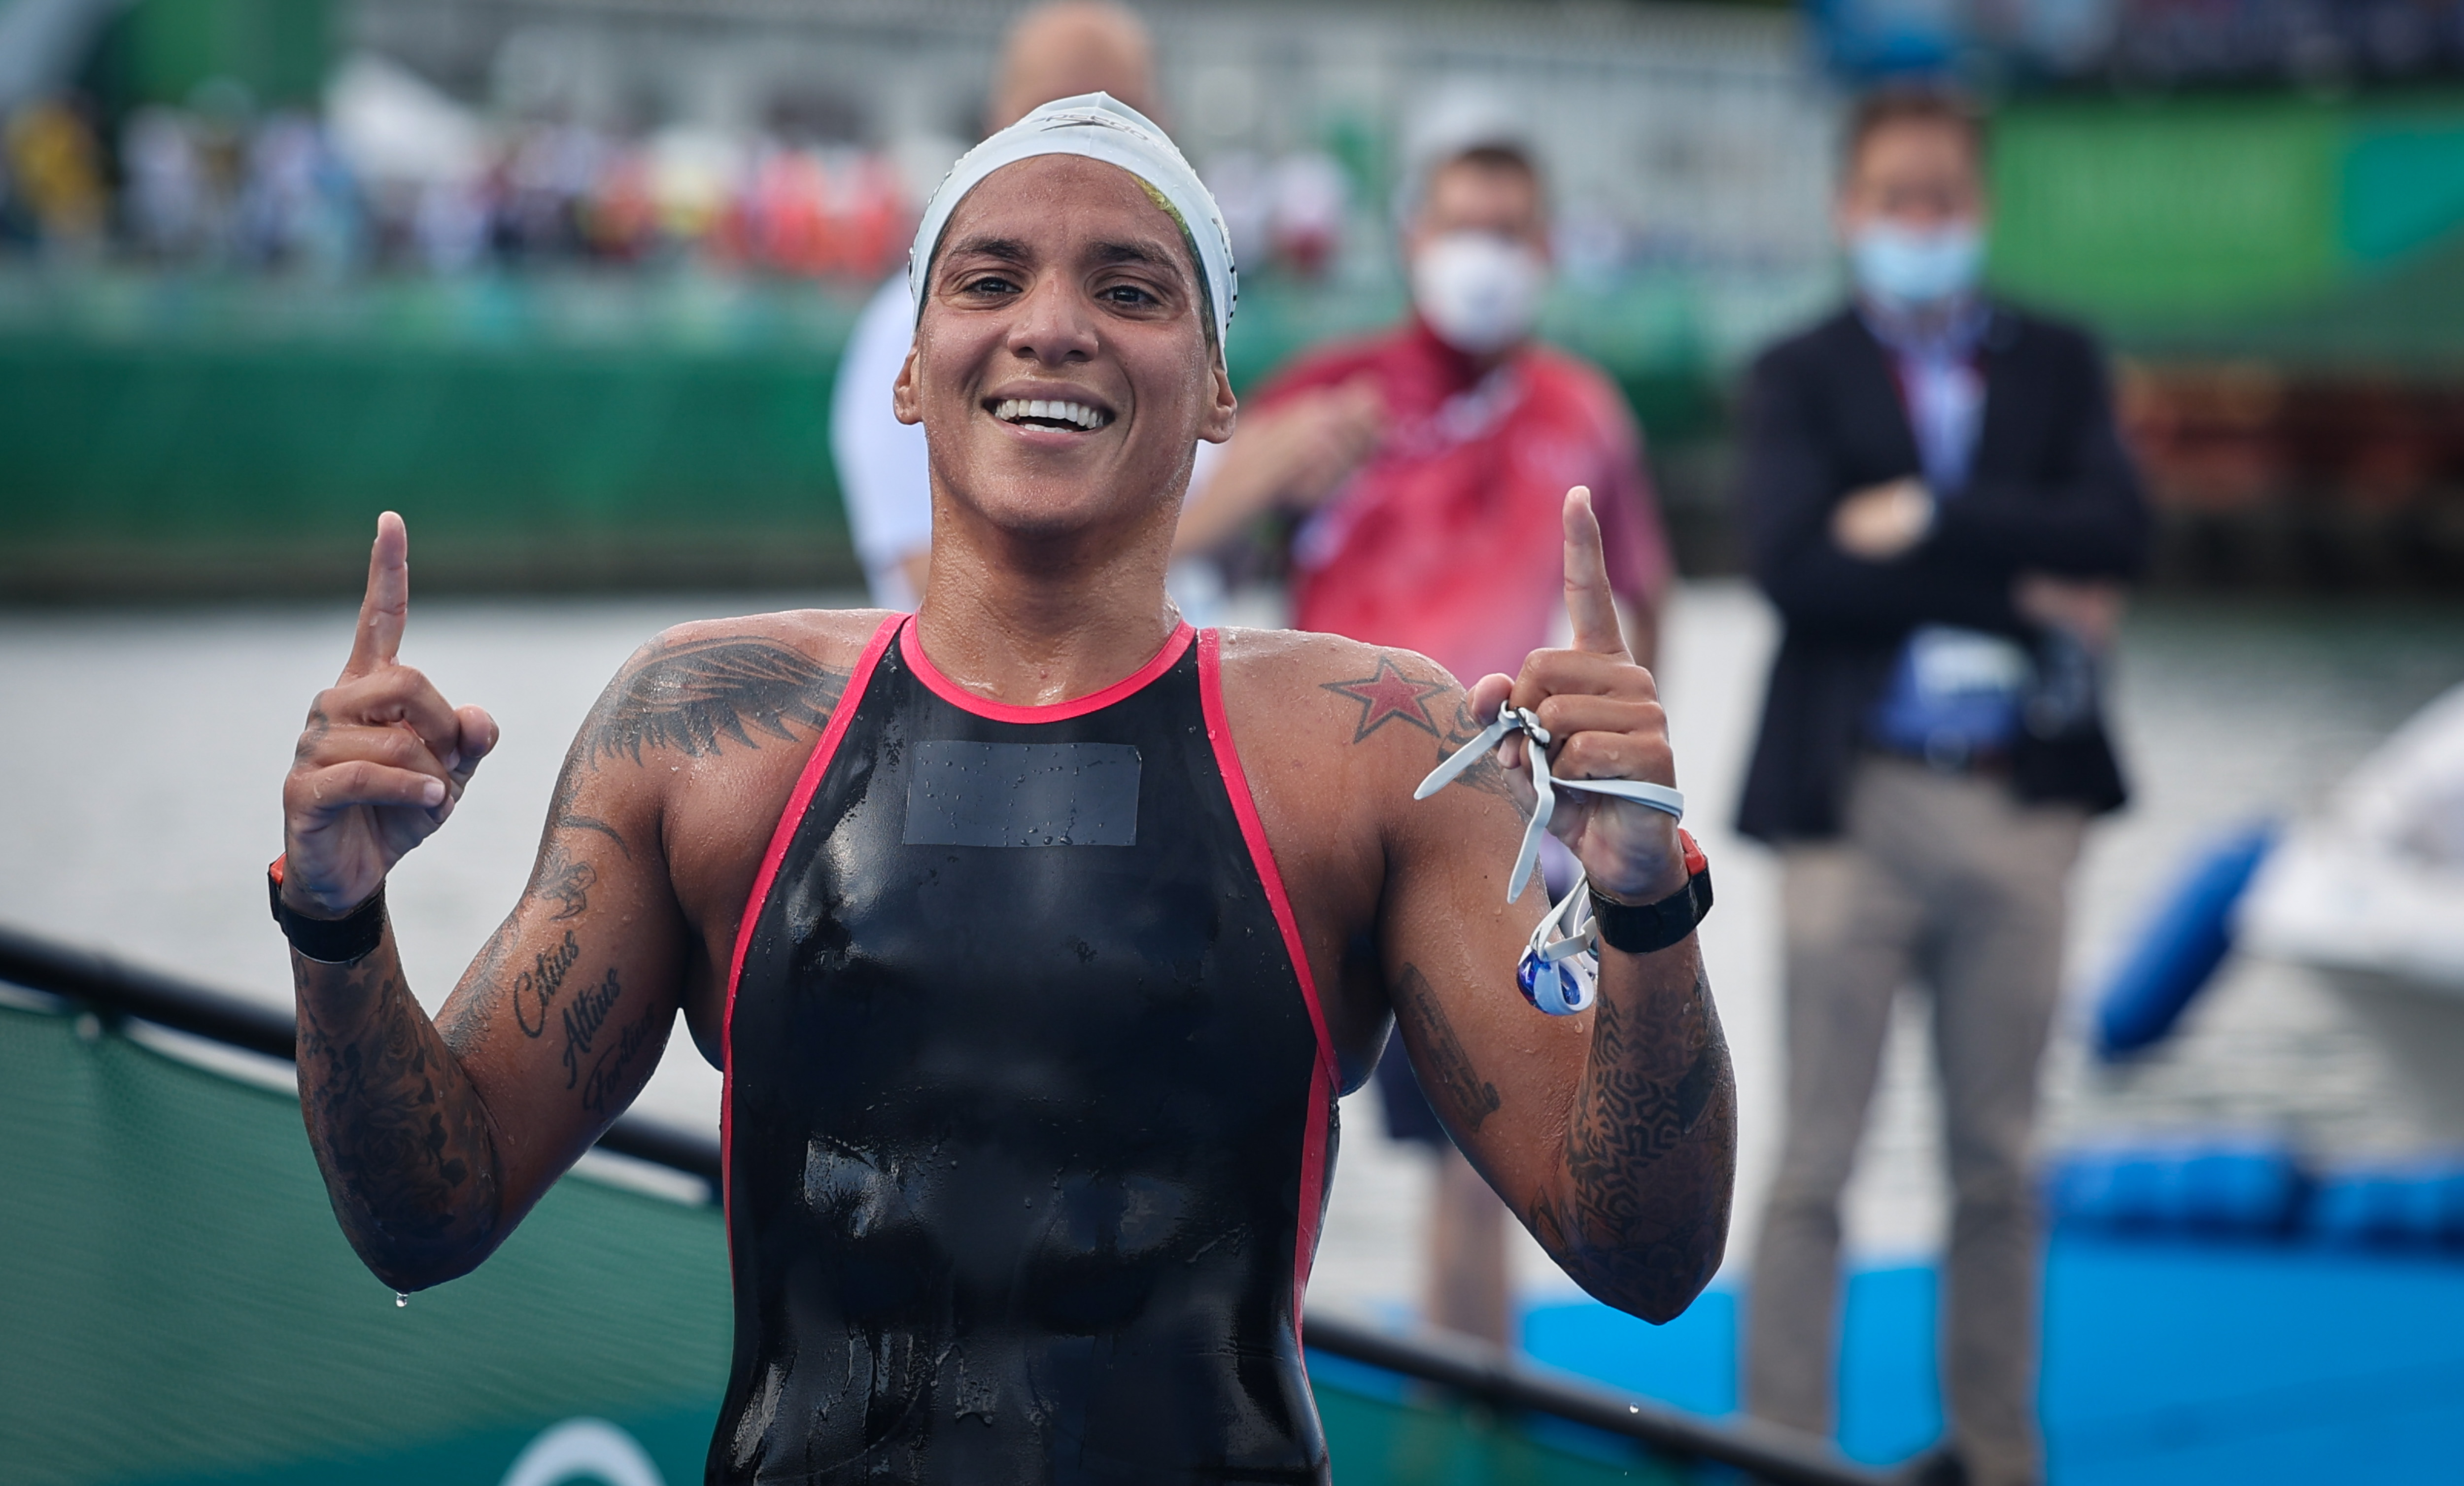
[994,398,1109,430]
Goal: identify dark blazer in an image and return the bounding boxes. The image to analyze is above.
[1733,303,2152,844]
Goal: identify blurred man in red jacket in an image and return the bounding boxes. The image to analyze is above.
[1178,102,1674,1346]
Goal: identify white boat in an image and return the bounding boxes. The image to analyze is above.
[2238,681,2464,1138]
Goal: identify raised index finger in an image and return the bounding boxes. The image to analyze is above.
[1561,486,1627,657]
[343,511,410,679]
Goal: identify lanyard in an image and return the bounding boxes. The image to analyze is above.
[1415,706,1686,1016]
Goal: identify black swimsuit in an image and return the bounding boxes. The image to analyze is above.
[716,616,1338,1485]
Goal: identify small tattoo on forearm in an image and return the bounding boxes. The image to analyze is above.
[540,856,596,921]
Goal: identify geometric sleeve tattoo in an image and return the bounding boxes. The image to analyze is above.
[294,946,504,1290]
[1528,962,1736,1323]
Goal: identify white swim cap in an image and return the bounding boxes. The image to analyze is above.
[907,92,1237,354]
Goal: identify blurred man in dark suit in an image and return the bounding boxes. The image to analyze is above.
[1735,86,2150,1486]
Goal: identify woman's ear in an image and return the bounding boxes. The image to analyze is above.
[1199,360,1238,445]
[891,343,924,426]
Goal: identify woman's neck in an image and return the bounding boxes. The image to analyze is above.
[912,510,1182,708]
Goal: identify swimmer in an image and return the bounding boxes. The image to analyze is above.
[275,96,1734,1484]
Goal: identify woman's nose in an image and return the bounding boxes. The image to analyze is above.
[1006,276,1098,363]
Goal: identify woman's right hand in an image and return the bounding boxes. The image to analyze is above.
[280,513,498,918]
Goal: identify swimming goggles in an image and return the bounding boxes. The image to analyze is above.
[1415,705,1686,1016]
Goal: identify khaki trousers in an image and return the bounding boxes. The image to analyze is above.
[1745,757,2084,1486]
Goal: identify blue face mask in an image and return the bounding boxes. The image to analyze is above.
[1849,221,1984,311]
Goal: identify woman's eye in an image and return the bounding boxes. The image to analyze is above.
[1101,283,1159,307]
[962,275,1019,296]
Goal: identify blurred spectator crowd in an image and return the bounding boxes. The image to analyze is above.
[1824,0,2464,86]
[2105,0,2464,82]
[0,57,917,279]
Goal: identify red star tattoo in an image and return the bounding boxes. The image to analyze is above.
[1321,655,1453,742]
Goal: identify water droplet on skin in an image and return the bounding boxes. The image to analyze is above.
[395,1292,409,1308]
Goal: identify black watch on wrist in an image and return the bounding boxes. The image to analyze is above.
[268,857,387,965]
[1588,831,1713,956]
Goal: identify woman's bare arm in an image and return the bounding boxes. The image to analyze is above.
[1370,491,1735,1322]
[279,518,847,1289]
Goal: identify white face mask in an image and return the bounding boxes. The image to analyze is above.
[1410,231,1546,356]
[1849,220,1985,311]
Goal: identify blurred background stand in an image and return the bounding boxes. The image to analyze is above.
[0,0,1837,599]
[8,1,2464,1483]
[5,0,2464,597]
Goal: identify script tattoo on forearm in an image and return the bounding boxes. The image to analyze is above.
[581,1006,664,1115]
[1531,960,1735,1322]
[511,930,581,1039]
[293,939,504,1288]
[443,839,601,1048]
[1396,964,1502,1132]
[559,967,625,1090]
[579,635,851,769]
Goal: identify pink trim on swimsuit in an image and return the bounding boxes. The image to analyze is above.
[898,614,1195,724]
[720,612,902,1240]
[1196,627,1341,1339]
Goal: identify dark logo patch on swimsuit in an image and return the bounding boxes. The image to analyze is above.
[902,740,1140,847]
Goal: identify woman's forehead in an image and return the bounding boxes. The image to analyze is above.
[939,155,1193,273]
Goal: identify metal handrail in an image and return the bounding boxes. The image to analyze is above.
[0,919,1895,1486]
[1302,1314,1901,1486]
[0,922,721,1184]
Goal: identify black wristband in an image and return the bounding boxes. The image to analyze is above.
[268,865,387,965]
[1589,865,1713,957]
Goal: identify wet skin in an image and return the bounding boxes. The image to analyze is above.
[280,155,1734,1327]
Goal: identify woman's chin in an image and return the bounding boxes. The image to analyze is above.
[949,464,1173,539]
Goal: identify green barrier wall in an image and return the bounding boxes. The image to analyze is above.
[0,269,1731,599]
[0,998,1684,1485]
[87,0,337,113]
[0,335,856,592]
[1990,97,2344,319]
[0,274,868,597]
[0,1000,731,1486]
[1989,89,2464,345]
